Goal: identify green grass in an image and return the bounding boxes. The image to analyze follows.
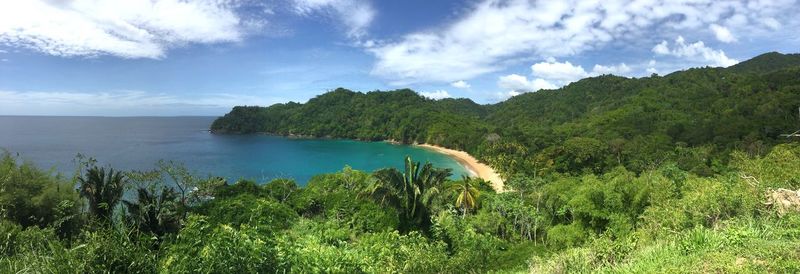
[488,241,549,273]
[528,216,800,273]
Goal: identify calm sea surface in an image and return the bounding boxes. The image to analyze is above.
[0,116,468,185]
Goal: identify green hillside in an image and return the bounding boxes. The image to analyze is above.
[212,52,800,177]
[727,51,800,74]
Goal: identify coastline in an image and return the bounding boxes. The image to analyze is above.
[415,144,504,192]
[212,131,506,191]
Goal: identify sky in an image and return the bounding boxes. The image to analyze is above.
[0,0,799,116]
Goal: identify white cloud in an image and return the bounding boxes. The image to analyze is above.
[652,36,739,67]
[652,41,670,55]
[0,0,254,59]
[494,90,520,100]
[369,0,799,84]
[496,59,634,99]
[763,17,781,29]
[529,59,630,85]
[646,60,658,74]
[419,90,451,100]
[710,24,737,43]
[292,0,375,38]
[592,63,631,75]
[497,74,557,94]
[450,80,471,89]
[0,89,283,116]
[530,61,589,83]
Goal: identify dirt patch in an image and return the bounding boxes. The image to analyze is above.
[764,188,800,216]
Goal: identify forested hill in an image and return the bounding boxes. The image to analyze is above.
[728,52,800,74]
[212,52,800,177]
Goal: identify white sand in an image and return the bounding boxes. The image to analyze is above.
[416,144,505,192]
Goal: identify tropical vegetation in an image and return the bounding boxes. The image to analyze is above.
[2,52,800,272]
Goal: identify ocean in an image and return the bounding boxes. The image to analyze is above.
[0,116,468,185]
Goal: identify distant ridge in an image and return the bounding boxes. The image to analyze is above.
[727,52,800,74]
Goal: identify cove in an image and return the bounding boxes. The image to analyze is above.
[0,116,469,185]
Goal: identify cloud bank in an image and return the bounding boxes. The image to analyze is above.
[450,80,471,89]
[369,0,798,85]
[0,89,282,116]
[0,0,377,59]
[292,0,375,38]
[497,59,633,98]
[652,36,739,67]
[419,90,452,100]
[0,0,257,59]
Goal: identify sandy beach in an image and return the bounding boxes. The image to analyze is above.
[416,144,505,192]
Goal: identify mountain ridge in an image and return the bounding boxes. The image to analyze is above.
[212,52,800,177]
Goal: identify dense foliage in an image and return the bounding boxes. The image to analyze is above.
[3,52,800,272]
[3,143,800,272]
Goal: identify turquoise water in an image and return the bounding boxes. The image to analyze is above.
[0,116,468,185]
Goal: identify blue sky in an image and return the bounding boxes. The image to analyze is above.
[0,0,799,116]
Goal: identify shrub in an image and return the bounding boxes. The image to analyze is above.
[159,215,277,273]
[0,153,81,237]
[355,231,449,273]
[204,195,298,233]
[547,223,587,249]
[433,210,505,272]
[300,170,399,232]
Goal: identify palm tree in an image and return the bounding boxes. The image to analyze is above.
[123,186,181,238]
[78,166,127,223]
[365,156,451,232]
[449,175,481,216]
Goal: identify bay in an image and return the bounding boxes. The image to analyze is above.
[0,116,468,185]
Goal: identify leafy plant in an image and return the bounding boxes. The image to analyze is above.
[78,166,127,223]
[364,156,451,233]
[448,175,481,216]
[123,186,182,239]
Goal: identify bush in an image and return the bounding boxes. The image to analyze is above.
[78,228,158,273]
[214,179,264,198]
[204,195,298,233]
[547,223,587,249]
[274,229,363,273]
[0,225,156,273]
[299,170,399,232]
[528,247,595,273]
[275,225,451,273]
[734,144,800,189]
[160,215,277,273]
[0,153,81,237]
[262,178,301,205]
[433,210,505,272]
[355,231,449,273]
[0,226,82,273]
[0,221,22,256]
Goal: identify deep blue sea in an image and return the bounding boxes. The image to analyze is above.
[0,116,468,185]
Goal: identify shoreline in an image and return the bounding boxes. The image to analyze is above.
[212,131,505,191]
[415,144,504,192]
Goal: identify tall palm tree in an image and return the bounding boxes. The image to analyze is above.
[365,156,451,232]
[78,166,127,223]
[449,175,481,216]
[123,186,181,238]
